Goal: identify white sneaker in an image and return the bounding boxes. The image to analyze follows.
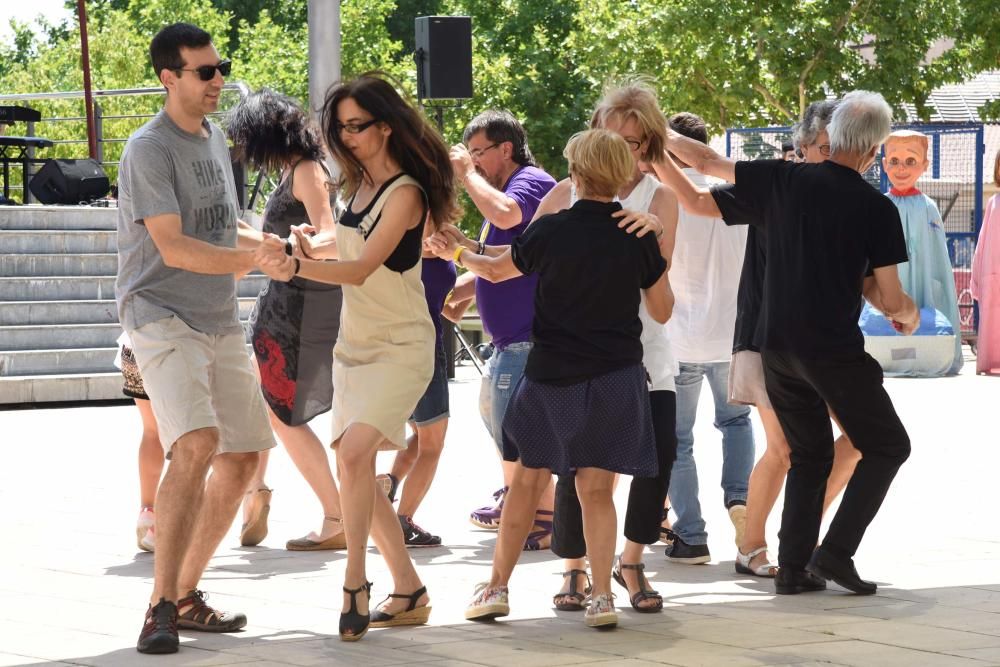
[136,508,155,552]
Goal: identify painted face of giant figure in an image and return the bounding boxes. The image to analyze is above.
[883,130,929,193]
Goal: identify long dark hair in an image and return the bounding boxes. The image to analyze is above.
[227,88,324,173]
[321,72,458,229]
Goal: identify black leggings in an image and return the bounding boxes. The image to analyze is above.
[551,390,677,558]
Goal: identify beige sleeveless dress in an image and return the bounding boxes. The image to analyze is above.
[331,175,435,449]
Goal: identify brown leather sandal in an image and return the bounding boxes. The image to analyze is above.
[553,569,591,611]
[612,556,663,613]
[176,589,247,632]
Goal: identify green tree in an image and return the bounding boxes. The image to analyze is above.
[387,0,443,54]
[570,0,998,134]
[4,0,997,204]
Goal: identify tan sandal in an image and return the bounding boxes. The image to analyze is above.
[240,487,271,547]
[286,516,347,551]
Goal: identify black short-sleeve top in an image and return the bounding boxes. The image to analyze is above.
[510,199,667,384]
[710,159,908,358]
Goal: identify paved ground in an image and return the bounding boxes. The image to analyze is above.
[1,350,999,666]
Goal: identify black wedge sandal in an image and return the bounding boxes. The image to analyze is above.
[339,581,372,642]
[612,556,663,613]
[370,585,432,628]
[553,569,592,611]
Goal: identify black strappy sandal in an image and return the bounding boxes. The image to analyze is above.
[339,581,372,642]
[659,507,673,544]
[553,568,592,611]
[370,585,432,627]
[612,556,663,613]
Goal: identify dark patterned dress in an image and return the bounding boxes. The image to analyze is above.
[249,159,342,426]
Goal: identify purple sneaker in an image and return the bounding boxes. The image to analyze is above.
[469,486,507,529]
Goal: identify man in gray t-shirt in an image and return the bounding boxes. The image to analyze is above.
[123,22,275,656]
[116,109,243,335]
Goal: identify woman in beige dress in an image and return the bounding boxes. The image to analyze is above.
[255,72,458,642]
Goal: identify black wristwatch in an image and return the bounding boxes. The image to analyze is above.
[477,240,485,255]
[284,238,294,256]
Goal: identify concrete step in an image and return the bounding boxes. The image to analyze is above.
[0,347,117,376]
[0,372,123,403]
[0,230,116,253]
[0,316,254,351]
[0,276,116,301]
[0,275,267,301]
[1,331,254,376]
[0,253,118,277]
[0,205,117,231]
[0,298,257,326]
[0,323,122,351]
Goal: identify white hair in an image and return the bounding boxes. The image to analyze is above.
[827,90,892,156]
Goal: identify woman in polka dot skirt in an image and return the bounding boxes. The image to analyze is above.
[429,129,674,629]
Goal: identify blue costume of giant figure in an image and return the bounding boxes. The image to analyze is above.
[885,187,963,375]
[862,130,963,376]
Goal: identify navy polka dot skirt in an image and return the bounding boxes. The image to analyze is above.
[501,364,658,478]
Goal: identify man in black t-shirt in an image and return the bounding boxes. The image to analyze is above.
[651,91,919,595]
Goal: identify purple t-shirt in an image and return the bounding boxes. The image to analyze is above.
[475,165,557,349]
[422,256,458,344]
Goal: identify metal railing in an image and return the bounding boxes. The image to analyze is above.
[0,83,249,201]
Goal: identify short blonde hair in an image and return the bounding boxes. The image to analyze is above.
[563,129,634,199]
[590,78,667,163]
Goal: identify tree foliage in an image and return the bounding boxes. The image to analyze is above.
[1,0,995,204]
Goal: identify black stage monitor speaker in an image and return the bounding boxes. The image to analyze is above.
[29,158,110,204]
[415,16,473,100]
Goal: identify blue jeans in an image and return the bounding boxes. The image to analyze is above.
[669,361,755,545]
[479,341,532,452]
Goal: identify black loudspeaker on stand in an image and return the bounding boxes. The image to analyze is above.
[415,16,473,100]
[29,158,110,205]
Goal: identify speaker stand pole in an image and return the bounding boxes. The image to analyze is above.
[421,102,458,381]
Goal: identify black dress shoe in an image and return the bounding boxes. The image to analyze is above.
[806,548,877,595]
[774,567,827,595]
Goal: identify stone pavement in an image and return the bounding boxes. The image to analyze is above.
[1,352,999,666]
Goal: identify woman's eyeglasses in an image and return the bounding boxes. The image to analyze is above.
[174,59,232,81]
[796,143,832,159]
[335,119,380,134]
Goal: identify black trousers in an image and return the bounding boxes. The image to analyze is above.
[552,390,677,558]
[762,350,910,570]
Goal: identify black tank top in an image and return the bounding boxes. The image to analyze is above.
[340,173,426,273]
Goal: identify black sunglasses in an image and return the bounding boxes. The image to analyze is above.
[175,59,232,81]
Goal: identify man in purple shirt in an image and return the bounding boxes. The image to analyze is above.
[445,110,557,548]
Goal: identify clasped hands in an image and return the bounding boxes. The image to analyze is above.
[253,223,317,281]
[424,223,468,260]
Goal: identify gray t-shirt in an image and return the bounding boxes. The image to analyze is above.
[115,110,242,335]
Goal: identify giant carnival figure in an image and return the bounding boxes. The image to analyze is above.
[860,130,963,376]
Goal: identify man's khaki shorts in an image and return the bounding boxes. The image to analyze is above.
[129,315,276,458]
[728,350,773,410]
